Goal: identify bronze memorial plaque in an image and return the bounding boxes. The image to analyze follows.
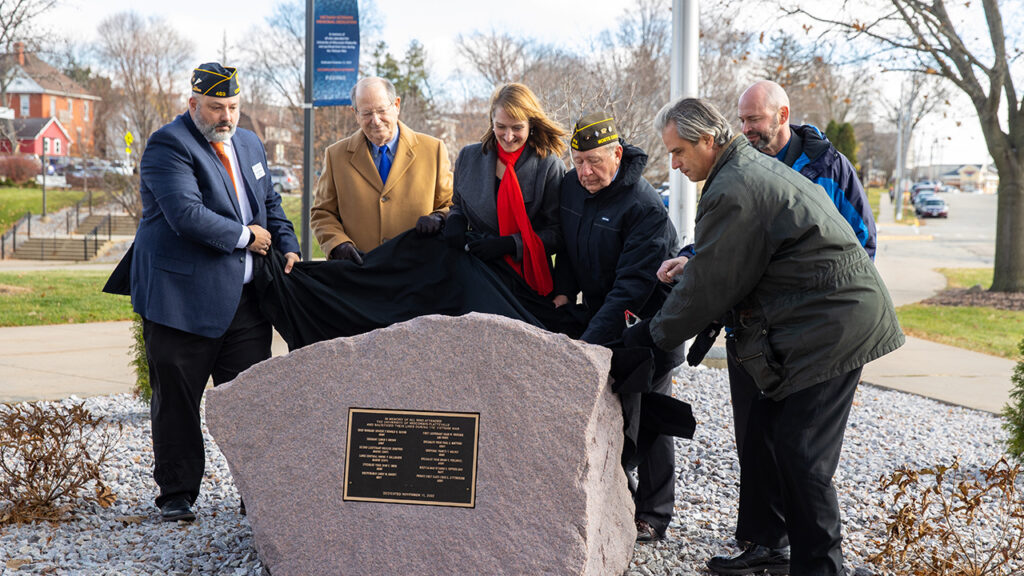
[343,408,480,507]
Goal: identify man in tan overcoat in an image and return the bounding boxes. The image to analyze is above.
[311,77,453,263]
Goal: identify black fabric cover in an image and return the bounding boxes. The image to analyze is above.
[251,232,545,349]
[247,231,696,446]
[102,242,133,296]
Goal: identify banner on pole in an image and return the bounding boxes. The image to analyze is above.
[313,0,360,106]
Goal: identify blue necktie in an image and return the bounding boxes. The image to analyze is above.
[377,144,392,185]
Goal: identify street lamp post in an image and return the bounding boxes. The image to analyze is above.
[41,139,47,219]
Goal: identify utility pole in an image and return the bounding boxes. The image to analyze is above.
[301,0,314,261]
[669,0,699,247]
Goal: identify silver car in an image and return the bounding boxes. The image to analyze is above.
[269,166,300,194]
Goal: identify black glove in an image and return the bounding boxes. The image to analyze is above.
[622,317,656,350]
[686,322,722,366]
[329,242,364,265]
[466,236,516,260]
[443,213,468,250]
[415,213,444,236]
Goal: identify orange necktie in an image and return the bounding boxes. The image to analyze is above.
[210,141,240,203]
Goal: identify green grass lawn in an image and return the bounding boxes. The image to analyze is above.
[0,187,86,231]
[936,267,993,290]
[866,186,882,220]
[280,195,325,260]
[897,304,1022,359]
[0,194,318,328]
[0,270,133,326]
[896,267,1021,359]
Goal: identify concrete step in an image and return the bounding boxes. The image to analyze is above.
[11,238,109,261]
[74,214,138,236]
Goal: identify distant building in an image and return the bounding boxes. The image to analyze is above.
[940,164,999,194]
[2,42,100,156]
[239,106,301,167]
[0,117,72,157]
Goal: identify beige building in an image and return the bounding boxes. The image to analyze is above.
[940,164,999,194]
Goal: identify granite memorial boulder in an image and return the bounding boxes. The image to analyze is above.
[206,312,637,576]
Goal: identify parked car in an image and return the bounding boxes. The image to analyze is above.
[269,166,300,194]
[106,160,133,176]
[913,190,937,211]
[911,181,941,202]
[917,197,949,218]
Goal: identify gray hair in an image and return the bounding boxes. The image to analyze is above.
[654,98,734,147]
[597,140,623,157]
[350,77,397,110]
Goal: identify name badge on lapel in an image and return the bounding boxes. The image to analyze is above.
[252,163,266,179]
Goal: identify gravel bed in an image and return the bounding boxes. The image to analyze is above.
[0,366,1014,575]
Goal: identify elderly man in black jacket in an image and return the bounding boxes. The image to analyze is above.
[552,112,680,543]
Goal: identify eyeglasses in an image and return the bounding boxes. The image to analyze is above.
[357,101,396,121]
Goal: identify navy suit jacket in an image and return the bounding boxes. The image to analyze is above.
[131,112,299,338]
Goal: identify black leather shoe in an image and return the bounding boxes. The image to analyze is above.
[159,496,195,522]
[707,544,790,575]
[635,519,665,543]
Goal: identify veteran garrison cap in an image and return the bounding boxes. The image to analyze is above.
[191,63,240,98]
[571,112,619,151]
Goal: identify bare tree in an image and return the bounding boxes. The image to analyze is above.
[809,45,878,124]
[0,0,59,152]
[239,1,305,110]
[785,0,1024,291]
[758,32,839,127]
[94,12,194,153]
[879,72,949,166]
[699,13,757,121]
[455,31,539,86]
[92,13,192,219]
[759,31,817,91]
[454,0,756,186]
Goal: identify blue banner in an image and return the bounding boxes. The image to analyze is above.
[313,0,359,106]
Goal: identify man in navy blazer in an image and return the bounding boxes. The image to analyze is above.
[132,63,300,522]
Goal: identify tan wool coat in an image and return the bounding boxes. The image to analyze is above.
[311,120,453,254]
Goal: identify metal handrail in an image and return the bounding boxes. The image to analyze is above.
[84,214,111,260]
[1,211,31,259]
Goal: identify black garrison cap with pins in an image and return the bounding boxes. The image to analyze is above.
[571,113,619,151]
[191,63,240,98]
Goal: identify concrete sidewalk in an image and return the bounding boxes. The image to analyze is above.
[0,322,137,403]
[0,320,290,403]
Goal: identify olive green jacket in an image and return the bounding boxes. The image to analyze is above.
[651,136,904,399]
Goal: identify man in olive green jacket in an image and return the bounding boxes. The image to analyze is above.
[625,97,903,576]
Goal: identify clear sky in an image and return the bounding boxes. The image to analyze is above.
[45,0,992,166]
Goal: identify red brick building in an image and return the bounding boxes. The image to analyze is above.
[3,42,100,156]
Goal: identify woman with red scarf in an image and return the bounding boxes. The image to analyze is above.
[445,83,576,332]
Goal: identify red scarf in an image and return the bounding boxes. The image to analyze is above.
[495,145,553,296]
